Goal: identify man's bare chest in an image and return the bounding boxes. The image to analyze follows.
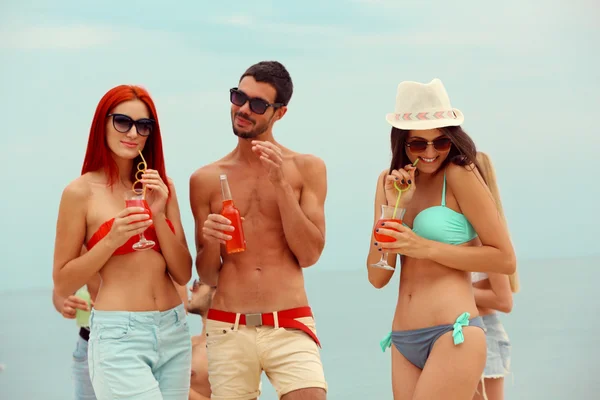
[209,166,303,219]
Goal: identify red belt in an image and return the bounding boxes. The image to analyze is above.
[207,306,321,348]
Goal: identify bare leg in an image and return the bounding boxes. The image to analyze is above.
[473,377,504,400]
[391,343,421,400]
[281,387,326,400]
[413,327,487,400]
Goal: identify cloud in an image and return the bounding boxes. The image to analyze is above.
[352,0,435,8]
[212,15,346,37]
[343,31,494,48]
[209,7,556,53]
[0,24,120,50]
[0,23,179,50]
[214,15,255,27]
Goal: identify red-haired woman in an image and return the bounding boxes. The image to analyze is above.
[53,85,193,400]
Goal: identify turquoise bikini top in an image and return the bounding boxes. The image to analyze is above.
[407,172,477,245]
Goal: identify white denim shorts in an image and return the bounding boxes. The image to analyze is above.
[481,313,511,378]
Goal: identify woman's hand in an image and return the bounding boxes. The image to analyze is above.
[105,207,153,249]
[375,220,431,259]
[384,164,417,208]
[141,169,170,216]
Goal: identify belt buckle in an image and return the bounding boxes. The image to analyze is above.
[245,313,263,327]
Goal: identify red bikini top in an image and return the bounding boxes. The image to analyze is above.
[86,218,175,256]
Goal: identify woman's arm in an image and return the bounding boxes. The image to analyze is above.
[366,170,398,289]
[173,278,189,307]
[426,163,516,274]
[154,178,193,286]
[53,247,97,314]
[53,180,119,298]
[87,271,101,302]
[473,273,513,313]
[52,289,67,314]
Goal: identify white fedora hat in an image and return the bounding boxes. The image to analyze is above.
[385,78,464,130]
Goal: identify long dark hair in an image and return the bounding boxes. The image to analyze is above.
[389,126,485,184]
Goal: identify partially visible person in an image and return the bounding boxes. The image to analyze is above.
[53,84,193,400]
[471,151,519,400]
[186,278,263,400]
[52,246,100,400]
[186,278,216,400]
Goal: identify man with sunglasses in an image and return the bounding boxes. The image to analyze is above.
[189,61,328,400]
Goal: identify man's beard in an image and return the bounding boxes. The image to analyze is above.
[232,112,270,139]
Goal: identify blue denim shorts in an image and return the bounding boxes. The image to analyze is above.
[481,313,511,378]
[72,333,97,399]
[88,304,192,400]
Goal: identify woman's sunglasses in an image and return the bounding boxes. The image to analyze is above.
[108,113,155,137]
[229,88,283,115]
[405,137,452,153]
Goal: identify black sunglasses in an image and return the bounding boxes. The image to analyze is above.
[229,88,283,115]
[405,137,452,153]
[107,113,155,137]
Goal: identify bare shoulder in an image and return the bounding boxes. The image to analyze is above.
[61,174,93,204]
[292,153,327,179]
[189,163,223,209]
[445,162,494,210]
[190,162,223,187]
[445,162,483,188]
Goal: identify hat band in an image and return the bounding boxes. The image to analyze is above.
[393,110,456,121]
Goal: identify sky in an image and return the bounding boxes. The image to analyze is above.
[0,0,598,291]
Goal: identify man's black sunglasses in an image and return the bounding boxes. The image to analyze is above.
[229,88,283,115]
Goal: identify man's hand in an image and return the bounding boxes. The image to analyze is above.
[61,295,91,319]
[252,140,284,184]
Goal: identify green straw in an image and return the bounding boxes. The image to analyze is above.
[391,159,419,219]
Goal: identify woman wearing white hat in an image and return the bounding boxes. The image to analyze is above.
[366,79,516,399]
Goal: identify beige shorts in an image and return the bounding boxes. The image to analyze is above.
[206,316,327,400]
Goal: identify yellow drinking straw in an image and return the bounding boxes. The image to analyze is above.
[132,150,148,197]
[392,158,419,219]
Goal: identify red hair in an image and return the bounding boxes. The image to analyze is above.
[81,85,169,197]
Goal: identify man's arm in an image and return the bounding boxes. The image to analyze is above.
[274,155,327,268]
[189,167,222,286]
